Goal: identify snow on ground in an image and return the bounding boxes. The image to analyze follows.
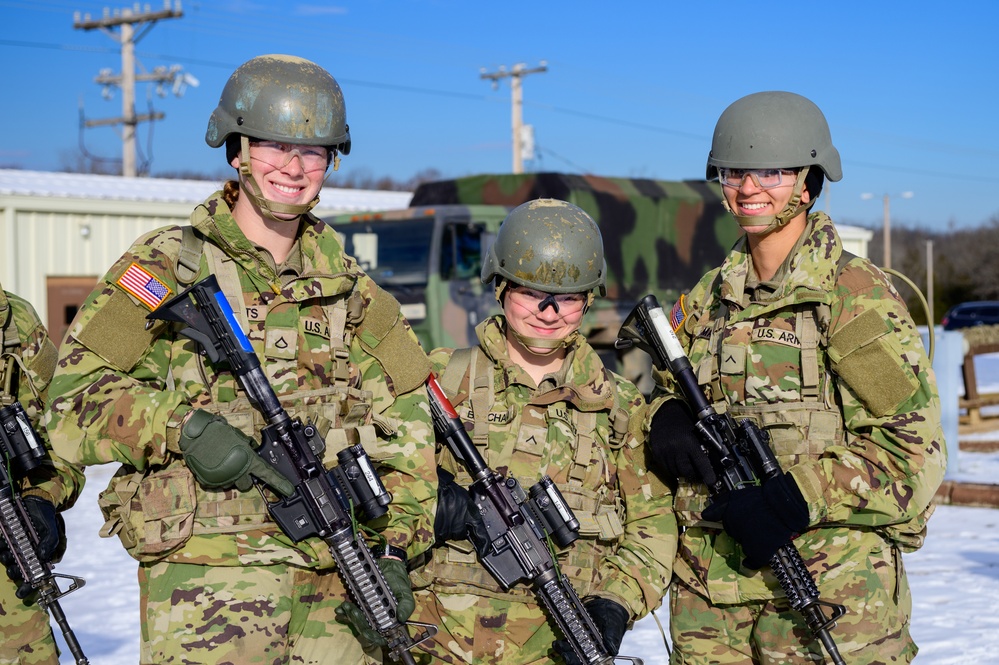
[51,357,999,663]
[52,452,999,664]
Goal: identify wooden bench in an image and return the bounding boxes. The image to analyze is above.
[959,342,999,425]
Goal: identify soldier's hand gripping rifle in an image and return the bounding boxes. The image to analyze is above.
[616,294,847,665]
[148,275,435,665]
[0,401,89,664]
[425,375,643,665]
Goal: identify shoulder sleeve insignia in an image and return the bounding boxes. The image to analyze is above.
[116,263,172,310]
[669,294,687,332]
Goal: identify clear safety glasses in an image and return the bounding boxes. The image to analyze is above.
[249,141,331,173]
[717,168,798,190]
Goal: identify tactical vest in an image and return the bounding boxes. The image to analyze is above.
[0,289,41,410]
[99,225,384,566]
[415,345,630,602]
[674,252,930,553]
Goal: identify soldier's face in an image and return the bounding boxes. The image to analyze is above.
[503,286,585,351]
[231,142,327,218]
[722,169,811,234]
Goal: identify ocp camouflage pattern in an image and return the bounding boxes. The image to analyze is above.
[649,212,946,662]
[0,288,84,665]
[410,315,676,664]
[44,191,436,567]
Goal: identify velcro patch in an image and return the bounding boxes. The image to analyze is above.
[669,295,687,332]
[76,288,159,371]
[719,344,746,375]
[116,263,172,311]
[752,327,801,348]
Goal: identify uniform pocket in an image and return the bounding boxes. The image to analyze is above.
[100,466,197,561]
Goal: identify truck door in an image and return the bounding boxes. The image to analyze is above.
[432,219,498,349]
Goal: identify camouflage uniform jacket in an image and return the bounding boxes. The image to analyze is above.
[45,192,436,568]
[1,288,84,507]
[422,315,675,619]
[653,212,946,605]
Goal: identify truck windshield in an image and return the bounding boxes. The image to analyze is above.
[338,219,434,285]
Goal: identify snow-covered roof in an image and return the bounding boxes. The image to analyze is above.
[0,169,412,212]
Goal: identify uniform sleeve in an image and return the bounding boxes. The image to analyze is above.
[9,296,86,509]
[788,263,947,531]
[45,234,192,472]
[352,279,437,559]
[645,271,713,424]
[594,384,676,619]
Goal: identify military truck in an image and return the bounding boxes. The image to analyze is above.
[329,172,737,391]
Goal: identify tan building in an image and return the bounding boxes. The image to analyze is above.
[0,169,412,343]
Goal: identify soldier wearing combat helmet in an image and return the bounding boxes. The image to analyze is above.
[409,199,676,664]
[646,91,946,663]
[45,55,436,665]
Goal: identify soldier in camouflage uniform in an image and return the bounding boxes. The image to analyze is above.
[647,91,946,664]
[0,287,85,665]
[410,199,676,664]
[44,55,436,665]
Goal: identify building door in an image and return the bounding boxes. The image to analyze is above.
[46,276,98,347]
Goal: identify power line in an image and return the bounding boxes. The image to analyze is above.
[480,62,547,174]
[72,2,189,176]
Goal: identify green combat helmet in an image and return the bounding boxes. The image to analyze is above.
[706,91,841,233]
[205,54,351,219]
[482,199,607,353]
[482,198,606,296]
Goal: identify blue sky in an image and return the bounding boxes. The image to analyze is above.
[2,0,997,231]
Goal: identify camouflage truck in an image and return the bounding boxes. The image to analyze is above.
[330,172,737,392]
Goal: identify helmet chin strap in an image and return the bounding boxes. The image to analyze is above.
[508,326,580,357]
[723,167,816,236]
[238,136,324,223]
[494,278,586,357]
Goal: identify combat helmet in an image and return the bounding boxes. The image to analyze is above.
[482,198,606,297]
[706,91,841,233]
[206,54,350,155]
[206,54,350,219]
[482,199,606,355]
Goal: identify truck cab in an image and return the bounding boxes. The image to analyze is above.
[330,205,510,351]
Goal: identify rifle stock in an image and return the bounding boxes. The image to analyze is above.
[149,275,434,665]
[426,375,643,665]
[617,294,846,665]
[0,402,89,664]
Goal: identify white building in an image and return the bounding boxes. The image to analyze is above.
[0,169,412,342]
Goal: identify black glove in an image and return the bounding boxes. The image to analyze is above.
[647,398,716,487]
[434,467,489,554]
[553,596,630,664]
[0,496,66,600]
[335,556,415,648]
[701,472,809,569]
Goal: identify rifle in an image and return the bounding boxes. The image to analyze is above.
[425,375,643,665]
[616,294,846,665]
[148,275,435,665]
[0,400,89,664]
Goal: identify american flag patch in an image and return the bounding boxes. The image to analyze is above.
[669,295,686,332]
[116,263,172,310]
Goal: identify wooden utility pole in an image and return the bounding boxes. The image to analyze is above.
[480,62,547,174]
[74,2,185,176]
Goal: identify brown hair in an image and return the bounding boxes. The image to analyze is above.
[222,180,240,209]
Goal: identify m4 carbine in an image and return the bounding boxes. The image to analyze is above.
[149,275,435,665]
[0,400,89,664]
[426,375,643,665]
[617,294,846,665]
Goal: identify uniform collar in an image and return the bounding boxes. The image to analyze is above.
[476,315,616,411]
[718,212,842,309]
[193,192,356,297]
